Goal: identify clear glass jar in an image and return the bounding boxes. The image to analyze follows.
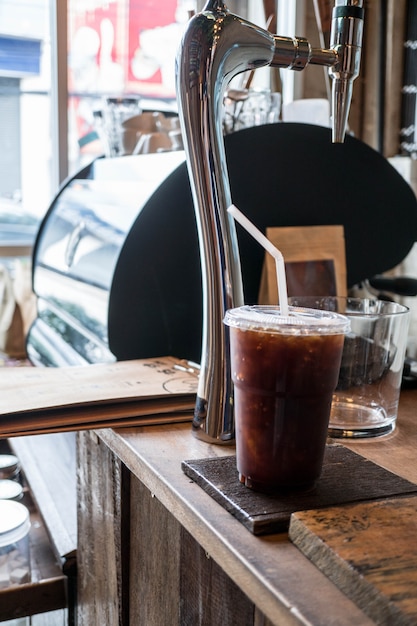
[0,500,31,589]
[0,479,23,501]
[0,454,21,482]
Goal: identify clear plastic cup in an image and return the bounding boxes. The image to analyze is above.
[224,305,350,492]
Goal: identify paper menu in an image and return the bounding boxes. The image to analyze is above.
[0,356,198,437]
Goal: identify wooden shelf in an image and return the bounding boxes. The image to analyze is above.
[0,492,67,621]
[0,433,77,622]
[9,433,77,564]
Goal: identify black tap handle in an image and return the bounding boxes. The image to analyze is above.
[368,275,417,297]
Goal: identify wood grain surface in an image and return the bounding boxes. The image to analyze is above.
[287,389,417,625]
[74,389,417,625]
[289,496,417,626]
[94,425,376,626]
[76,431,127,626]
[182,445,417,535]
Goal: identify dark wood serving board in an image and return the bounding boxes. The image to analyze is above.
[182,445,417,535]
[289,496,417,626]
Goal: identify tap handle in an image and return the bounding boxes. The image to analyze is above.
[330,0,364,142]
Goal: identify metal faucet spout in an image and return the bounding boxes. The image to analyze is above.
[330,0,364,142]
[176,2,279,443]
[176,0,364,443]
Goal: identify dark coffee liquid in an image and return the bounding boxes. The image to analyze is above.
[230,327,345,492]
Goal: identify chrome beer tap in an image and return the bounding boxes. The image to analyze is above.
[176,0,364,443]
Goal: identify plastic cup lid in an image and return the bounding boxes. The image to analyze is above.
[0,500,30,545]
[223,305,350,335]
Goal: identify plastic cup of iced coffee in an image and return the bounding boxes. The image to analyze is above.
[224,305,350,493]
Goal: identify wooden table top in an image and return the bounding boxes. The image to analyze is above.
[95,388,417,625]
[341,389,417,484]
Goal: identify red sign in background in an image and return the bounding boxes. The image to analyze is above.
[69,0,179,99]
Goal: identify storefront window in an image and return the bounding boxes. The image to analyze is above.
[67,0,197,172]
[0,0,262,229]
[0,0,50,227]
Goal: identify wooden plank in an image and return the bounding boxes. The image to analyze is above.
[303,0,329,102]
[383,0,407,156]
[180,525,255,625]
[289,496,417,626]
[76,430,125,626]
[96,422,380,625]
[182,445,417,535]
[94,387,417,624]
[10,432,77,561]
[126,447,278,625]
[360,0,382,149]
[129,474,181,625]
[0,577,67,621]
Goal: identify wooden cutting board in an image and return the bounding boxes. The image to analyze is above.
[289,496,417,626]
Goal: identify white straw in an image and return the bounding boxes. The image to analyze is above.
[227,204,289,316]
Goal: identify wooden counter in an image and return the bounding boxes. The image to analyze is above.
[75,388,417,625]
